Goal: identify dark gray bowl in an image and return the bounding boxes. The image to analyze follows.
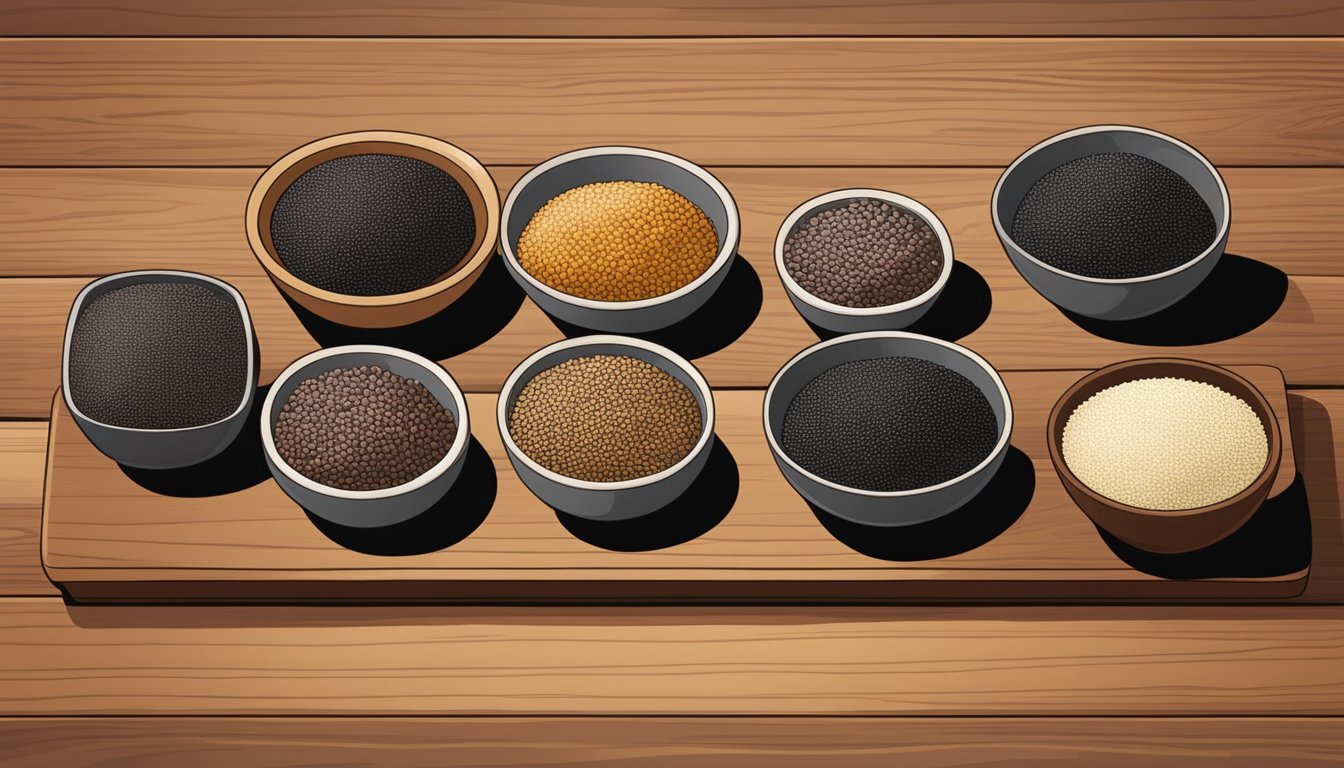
[261,345,471,529]
[61,270,258,469]
[763,332,1013,527]
[992,125,1230,321]
[501,146,740,333]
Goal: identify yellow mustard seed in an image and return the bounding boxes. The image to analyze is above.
[517,181,719,301]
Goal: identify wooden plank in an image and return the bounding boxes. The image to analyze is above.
[5,1,1344,37]
[0,423,55,597]
[3,39,1343,166]
[7,166,1344,278]
[2,598,1343,715]
[3,717,1343,768]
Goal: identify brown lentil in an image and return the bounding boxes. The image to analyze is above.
[517,181,718,301]
[273,365,457,492]
[783,198,944,308]
[508,354,702,482]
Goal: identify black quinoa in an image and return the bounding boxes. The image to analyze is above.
[1009,151,1216,279]
[269,153,477,296]
[780,357,998,492]
[68,281,248,429]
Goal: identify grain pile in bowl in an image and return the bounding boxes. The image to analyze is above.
[508,354,702,482]
[1010,152,1216,279]
[273,365,457,492]
[780,357,999,492]
[517,181,718,301]
[783,198,944,308]
[68,282,248,429]
[269,154,477,296]
[1062,377,1267,510]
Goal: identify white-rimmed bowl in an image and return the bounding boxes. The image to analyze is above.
[497,335,716,521]
[62,270,258,469]
[501,146,740,333]
[764,332,1013,527]
[992,125,1230,321]
[261,345,471,528]
[775,189,954,334]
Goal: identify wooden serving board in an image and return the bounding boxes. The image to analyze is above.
[41,366,1306,604]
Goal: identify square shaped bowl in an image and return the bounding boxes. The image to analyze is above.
[1046,358,1282,554]
[62,270,259,470]
[992,125,1230,321]
[500,146,740,333]
[260,345,471,529]
[496,336,717,521]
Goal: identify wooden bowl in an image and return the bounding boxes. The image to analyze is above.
[246,131,500,329]
[1047,358,1281,554]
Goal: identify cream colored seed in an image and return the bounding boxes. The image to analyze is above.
[1062,377,1268,510]
[517,181,719,302]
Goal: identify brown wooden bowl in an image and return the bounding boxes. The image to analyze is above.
[245,131,500,329]
[1046,358,1282,554]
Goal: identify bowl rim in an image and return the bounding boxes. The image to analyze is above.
[762,331,1014,497]
[61,269,258,434]
[495,334,716,491]
[259,344,472,500]
[773,189,955,316]
[499,145,741,310]
[244,130,501,307]
[1046,357,1282,518]
[990,124,1232,285]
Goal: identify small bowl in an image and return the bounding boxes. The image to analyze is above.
[774,189,954,334]
[1047,358,1281,554]
[261,345,471,529]
[992,125,1230,321]
[61,270,258,470]
[246,130,500,329]
[496,335,716,521]
[500,146,740,333]
[763,332,1013,527]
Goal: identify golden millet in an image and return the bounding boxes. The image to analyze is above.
[517,181,719,301]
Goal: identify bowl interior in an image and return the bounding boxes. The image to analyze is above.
[765,335,1010,489]
[1047,359,1281,515]
[994,129,1228,270]
[63,271,257,433]
[255,139,493,295]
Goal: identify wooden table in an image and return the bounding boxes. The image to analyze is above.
[3,2,1344,764]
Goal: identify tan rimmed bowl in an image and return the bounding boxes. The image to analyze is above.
[1047,358,1281,554]
[246,130,500,329]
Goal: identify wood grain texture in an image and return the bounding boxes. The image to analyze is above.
[3,717,1343,768]
[3,598,1344,715]
[4,38,1344,166]
[0,423,54,597]
[6,166,1344,278]
[40,368,1305,603]
[5,1,1344,37]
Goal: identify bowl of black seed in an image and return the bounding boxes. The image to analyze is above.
[763,332,1013,527]
[246,131,500,329]
[61,270,257,469]
[775,189,954,333]
[261,345,470,528]
[992,125,1230,320]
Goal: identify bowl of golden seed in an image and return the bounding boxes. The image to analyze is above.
[501,146,740,333]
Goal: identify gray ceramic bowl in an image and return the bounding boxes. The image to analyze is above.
[497,335,716,521]
[763,332,1013,527]
[261,345,471,529]
[775,189,954,334]
[501,146,740,333]
[61,270,258,469]
[992,125,1230,321]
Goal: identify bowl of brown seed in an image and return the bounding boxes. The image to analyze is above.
[261,345,471,528]
[775,189,954,334]
[497,335,716,520]
[246,130,500,329]
[500,146,740,333]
